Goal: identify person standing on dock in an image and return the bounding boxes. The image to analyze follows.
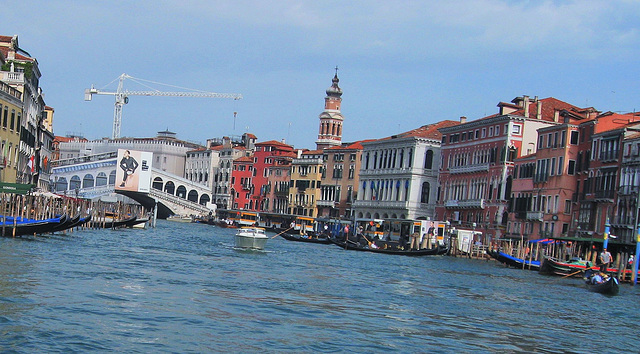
[599,248,612,272]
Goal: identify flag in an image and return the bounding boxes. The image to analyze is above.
[27,155,34,172]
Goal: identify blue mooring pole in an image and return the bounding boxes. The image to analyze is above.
[633,225,640,286]
[603,218,610,250]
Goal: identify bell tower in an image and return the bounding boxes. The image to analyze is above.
[316,67,344,150]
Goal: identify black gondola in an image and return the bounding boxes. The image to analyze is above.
[279,232,332,244]
[0,215,68,237]
[487,250,541,271]
[329,237,444,256]
[89,215,138,229]
[50,214,81,232]
[583,269,619,295]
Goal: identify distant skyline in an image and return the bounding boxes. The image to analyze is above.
[2,1,640,149]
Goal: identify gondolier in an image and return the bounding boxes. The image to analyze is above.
[599,248,612,272]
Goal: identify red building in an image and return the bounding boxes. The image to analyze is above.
[230,156,254,210]
[251,140,295,211]
[437,96,589,240]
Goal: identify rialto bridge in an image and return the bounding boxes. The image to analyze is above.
[50,152,214,218]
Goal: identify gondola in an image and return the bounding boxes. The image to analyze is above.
[329,237,444,256]
[539,257,595,277]
[89,215,138,229]
[50,214,81,232]
[487,250,541,270]
[125,217,149,228]
[279,232,332,244]
[0,215,68,237]
[583,269,619,295]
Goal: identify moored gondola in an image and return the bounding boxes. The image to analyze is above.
[487,250,541,270]
[0,215,68,237]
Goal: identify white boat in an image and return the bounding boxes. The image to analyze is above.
[166,215,192,223]
[235,227,268,250]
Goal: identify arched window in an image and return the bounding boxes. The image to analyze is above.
[55,177,68,192]
[421,182,430,203]
[83,174,94,188]
[108,170,116,185]
[70,175,81,190]
[424,150,434,169]
[96,172,108,186]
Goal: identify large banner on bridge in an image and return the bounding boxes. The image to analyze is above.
[115,149,153,193]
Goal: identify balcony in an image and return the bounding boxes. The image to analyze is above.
[1,71,24,85]
[599,150,619,162]
[618,185,639,196]
[317,200,336,207]
[526,211,543,221]
[444,199,484,208]
[449,163,489,174]
[594,189,615,201]
[353,200,408,209]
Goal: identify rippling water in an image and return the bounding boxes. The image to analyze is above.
[1,221,639,353]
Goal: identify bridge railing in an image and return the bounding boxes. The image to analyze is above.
[149,188,211,214]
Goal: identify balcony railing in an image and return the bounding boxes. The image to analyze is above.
[317,200,336,207]
[594,190,615,200]
[526,211,543,221]
[599,150,619,162]
[618,185,639,196]
[1,71,24,85]
[444,199,484,208]
[449,163,490,174]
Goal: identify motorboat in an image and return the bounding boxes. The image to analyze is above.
[235,227,268,250]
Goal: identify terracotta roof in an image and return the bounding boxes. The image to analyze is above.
[255,140,293,148]
[244,133,257,139]
[0,36,13,43]
[302,149,324,155]
[234,156,253,163]
[326,139,377,151]
[54,136,87,143]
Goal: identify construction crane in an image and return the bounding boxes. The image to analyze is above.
[84,73,242,139]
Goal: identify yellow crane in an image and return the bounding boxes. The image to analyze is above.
[84,73,242,139]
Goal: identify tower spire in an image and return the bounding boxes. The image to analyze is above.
[316,68,344,150]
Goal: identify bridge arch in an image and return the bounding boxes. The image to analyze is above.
[176,185,187,198]
[199,194,210,205]
[108,170,116,184]
[152,177,163,190]
[187,189,198,203]
[164,181,175,194]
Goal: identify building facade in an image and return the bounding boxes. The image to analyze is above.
[437,96,587,240]
[289,150,323,217]
[354,121,458,221]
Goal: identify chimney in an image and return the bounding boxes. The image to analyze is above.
[537,100,542,120]
[460,116,467,124]
[554,110,559,123]
[523,95,530,118]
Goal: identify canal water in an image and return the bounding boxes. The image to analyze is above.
[1,221,639,353]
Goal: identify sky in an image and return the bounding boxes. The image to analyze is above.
[2,1,640,149]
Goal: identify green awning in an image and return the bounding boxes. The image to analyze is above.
[0,183,35,195]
